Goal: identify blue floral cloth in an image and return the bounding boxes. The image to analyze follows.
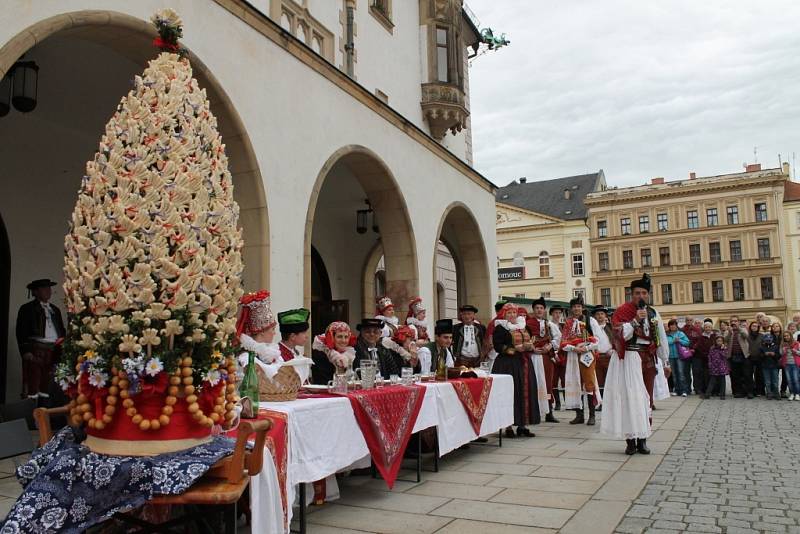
[1,427,235,534]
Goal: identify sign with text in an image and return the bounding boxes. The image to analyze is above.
[498,266,525,281]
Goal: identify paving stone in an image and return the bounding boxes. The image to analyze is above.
[615,517,653,533]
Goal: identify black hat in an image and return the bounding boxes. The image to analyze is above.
[592,306,609,316]
[459,304,478,313]
[549,305,564,315]
[531,297,546,309]
[27,279,57,290]
[357,318,384,331]
[494,300,507,313]
[435,319,453,336]
[569,296,584,308]
[630,273,652,292]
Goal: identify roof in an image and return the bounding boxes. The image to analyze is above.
[785,180,800,202]
[495,171,605,220]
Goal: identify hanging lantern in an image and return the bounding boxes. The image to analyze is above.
[11,61,38,113]
[0,73,10,117]
[356,209,369,234]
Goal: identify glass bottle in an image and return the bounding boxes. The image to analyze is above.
[435,348,447,381]
[239,351,259,417]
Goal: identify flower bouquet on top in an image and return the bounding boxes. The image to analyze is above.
[59,9,245,455]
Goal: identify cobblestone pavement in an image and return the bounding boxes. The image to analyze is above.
[616,397,800,534]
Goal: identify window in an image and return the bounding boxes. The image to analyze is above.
[622,250,634,269]
[712,280,724,302]
[641,248,652,267]
[639,215,650,233]
[732,279,745,301]
[757,238,771,259]
[540,291,551,298]
[692,282,704,303]
[796,212,800,229]
[621,217,631,235]
[761,277,774,299]
[657,213,668,232]
[514,293,526,298]
[730,240,742,261]
[659,246,671,266]
[709,242,722,264]
[600,288,612,307]
[597,220,608,238]
[598,251,609,271]
[727,205,739,225]
[755,202,768,222]
[624,287,632,302]
[687,210,699,229]
[572,254,584,276]
[573,288,586,299]
[707,208,718,226]
[689,244,702,265]
[661,284,673,305]
[436,28,449,83]
[539,252,550,277]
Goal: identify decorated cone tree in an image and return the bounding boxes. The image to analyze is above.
[58,9,245,455]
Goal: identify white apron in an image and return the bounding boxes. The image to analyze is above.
[600,351,652,440]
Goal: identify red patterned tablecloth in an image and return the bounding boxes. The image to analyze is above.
[449,377,494,435]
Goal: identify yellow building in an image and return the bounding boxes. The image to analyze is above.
[586,165,790,323]
[496,172,606,302]
[781,175,800,320]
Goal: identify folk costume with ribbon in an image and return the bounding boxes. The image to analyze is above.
[526,297,561,417]
[375,296,399,339]
[311,321,356,384]
[560,315,601,410]
[405,297,430,344]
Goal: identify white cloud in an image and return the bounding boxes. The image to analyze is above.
[466,0,800,186]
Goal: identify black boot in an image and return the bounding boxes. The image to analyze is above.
[625,439,636,455]
[586,401,596,426]
[545,411,559,423]
[636,438,650,454]
[516,426,534,437]
[569,409,584,424]
[504,426,516,439]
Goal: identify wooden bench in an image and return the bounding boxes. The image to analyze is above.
[33,406,271,534]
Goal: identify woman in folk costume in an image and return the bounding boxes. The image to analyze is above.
[311,321,357,384]
[560,297,601,426]
[406,297,430,344]
[482,300,508,371]
[375,296,399,338]
[236,290,281,371]
[526,297,561,423]
[602,273,669,455]
[381,325,420,368]
[492,303,538,437]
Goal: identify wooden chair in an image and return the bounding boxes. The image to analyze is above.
[34,406,272,534]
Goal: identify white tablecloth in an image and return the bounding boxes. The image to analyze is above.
[251,375,514,533]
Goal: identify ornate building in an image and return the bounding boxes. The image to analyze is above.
[496,172,606,302]
[781,173,800,319]
[586,165,790,323]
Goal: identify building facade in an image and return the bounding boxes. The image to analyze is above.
[587,165,789,323]
[0,0,497,401]
[781,176,800,319]
[496,172,606,302]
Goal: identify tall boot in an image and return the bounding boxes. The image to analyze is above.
[636,438,650,455]
[586,400,596,426]
[545,402,559,423]
[625,439,636,455]
[569,409,584,424]
[554,390,562,411]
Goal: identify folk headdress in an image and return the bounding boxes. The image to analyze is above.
[392,325,417,344]
[376,296,394,315]
[319,321,356,350]
[236,290,276,339]
[406,297,425,320]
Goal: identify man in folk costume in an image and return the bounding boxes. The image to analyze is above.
[311,321,357,385]
[591,306,614,410]
[375,296,399,338]
[560,297,601,426]
[15,279,66,400]
[453,304,486,368]
[492,303,538,437]
[277,308,311,361]
[406,297,430,344]
[417,319,455,374]
[604,273,669,455]
[482,300,508,370]
[549,305,567,411]
[353,318,405,378]
[526,297,561,423]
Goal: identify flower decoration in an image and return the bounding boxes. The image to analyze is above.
[145,358,164,377]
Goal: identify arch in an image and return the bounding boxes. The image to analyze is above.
[0,214,9,402]
[433,202,492,323]
[0,11,269,291]
[305,145,418,321]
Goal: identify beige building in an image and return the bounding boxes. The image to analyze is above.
[496,172,606,302]
[781,178,800,319]
[586,165,790,323]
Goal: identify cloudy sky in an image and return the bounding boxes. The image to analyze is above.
[466,0,800,188]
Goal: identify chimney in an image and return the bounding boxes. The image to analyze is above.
[519,177,527,184]
[689,172,696,180]
[782,162,790,176]
[563,188,571,200]
[745,163,761,172]
[651,177,665,185]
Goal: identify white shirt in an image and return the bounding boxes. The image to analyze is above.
[621,310,670,363]
[460,324,480,358]
[41,302,59,342]
[590,317,613,354]
[532,318,561,352]
[417,345,454,373]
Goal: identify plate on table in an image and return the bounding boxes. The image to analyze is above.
[302,384,330,392]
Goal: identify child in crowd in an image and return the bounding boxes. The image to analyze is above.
[780,331,800,401]
[704,335,729,399]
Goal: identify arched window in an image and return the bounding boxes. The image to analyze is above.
[311,36,322,54]
[297,24,307,43]
[280,12,292,32]
[539,251,550,278]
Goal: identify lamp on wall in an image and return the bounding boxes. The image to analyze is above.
[11,60,39,113]
[355,199,379,234]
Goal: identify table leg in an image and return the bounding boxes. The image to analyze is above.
[416,430,422,483]
[433,437,439,473]
[298,483,307,534]
[224,502,237,534]
[498,428,503,447]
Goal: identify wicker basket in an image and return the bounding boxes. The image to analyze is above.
[253,364,301,402]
